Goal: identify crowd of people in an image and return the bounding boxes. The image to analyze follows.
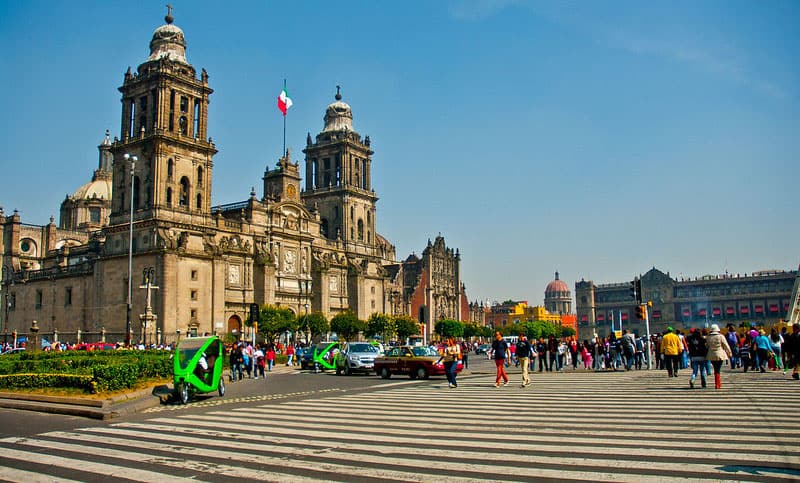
[475,323,800,389]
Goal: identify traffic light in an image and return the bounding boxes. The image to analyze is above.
[249,303,260,324]
[635,304,646,320]
[629,279,643,303]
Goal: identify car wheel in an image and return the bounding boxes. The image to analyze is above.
[379,367,391,379]
[408,370,417,379]
[416,366,429,380]
[336,366,342,375]
[176,382,189,405]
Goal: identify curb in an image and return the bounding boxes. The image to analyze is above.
[0,385,164,420]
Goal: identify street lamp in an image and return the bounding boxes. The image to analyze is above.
[123,153,137,346]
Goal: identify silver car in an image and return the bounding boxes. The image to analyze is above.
[336,342,380,375]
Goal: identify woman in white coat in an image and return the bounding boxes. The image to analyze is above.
[706,324,733,389]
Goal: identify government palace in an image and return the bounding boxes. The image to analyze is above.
[0,12,475,345]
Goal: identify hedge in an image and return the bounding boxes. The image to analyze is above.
[0,350,172,394]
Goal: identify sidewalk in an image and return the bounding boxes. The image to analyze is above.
[0,364,303,419]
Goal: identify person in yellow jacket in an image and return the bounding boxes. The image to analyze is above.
[660,327,682,378]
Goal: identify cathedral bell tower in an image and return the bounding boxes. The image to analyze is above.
[110,8,217,226]
[302,87,378,246]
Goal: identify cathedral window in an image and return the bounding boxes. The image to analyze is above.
[133,176,141,209]
[65,287,72,307]
[335,155,341,186]
[197,166,203,186]
[35,290,43,309]
[167,159,174,178]
[179,177,190,207]
[193,100,200,137]
[362,159,368,189]
[179,116,188,135]
[321,219,329,238]
[323,158,331,187]
[312,158,318,188]
[166,187,172,206]
[169,91,176,132]
[180,96,189,113]
[128,99,136,138]
[89,208,101,223]
[358,219,364,240]
[196,193,202,210]
[350,206,354,221]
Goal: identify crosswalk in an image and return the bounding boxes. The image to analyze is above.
[0,370,798,482]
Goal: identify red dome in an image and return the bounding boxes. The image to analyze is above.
[546,279,569,293]
[545,272,569,294]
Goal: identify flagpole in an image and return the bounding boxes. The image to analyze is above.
[282,79,287,158]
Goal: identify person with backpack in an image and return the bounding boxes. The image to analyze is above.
[726,325,740,369]
[620,329,637,371]
[686,328,708,388]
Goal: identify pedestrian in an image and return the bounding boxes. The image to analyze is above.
[515,334,535,387]
[788,323,800,380]
[442,337,461,388]
[738,333,752,372]
[769,328,784,374]
[490,331,510,387]
[686,328,708,389]
[661,327,682,378]
[286,343,295,367]
[254,346,266,379]
[536,337,547,372]
[229,343,243,382]
[266,344,276,371]
[621,329,636,371]
[754,329,774,373]
[726,325,740,369]
[706,324,733,389]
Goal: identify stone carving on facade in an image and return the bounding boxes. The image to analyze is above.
[254,241,274,266]
[156,227,178,249]
[177,231,189,251]
[311,249,330,272]
[284,249,296,273]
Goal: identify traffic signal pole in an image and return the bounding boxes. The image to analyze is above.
[644,303,652,370]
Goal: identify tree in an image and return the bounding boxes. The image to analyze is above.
[297,311,329,343]
[366,313,395,341]
[257,305,296,342]
[462,322,483,339]
[434,319,464,338]
[393,315,419,342]
[330,311,366,341]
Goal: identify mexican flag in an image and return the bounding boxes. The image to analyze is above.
[277,82,293,115]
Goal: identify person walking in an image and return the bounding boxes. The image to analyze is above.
[286,343,296,367]
[621,329,637,371]
[706,324,733,389]
[754,329,774,373]
[661,327,682,378]
[515,334,535,387]
[686,328,708,388]
[491,331,510,387]
[787,323,800,380]
[442,337,461,388]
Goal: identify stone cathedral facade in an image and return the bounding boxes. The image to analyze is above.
[0,12,470,344]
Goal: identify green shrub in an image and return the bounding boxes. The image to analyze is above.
[0,373,95,392]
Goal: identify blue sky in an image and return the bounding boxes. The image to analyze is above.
[1,0,798,305]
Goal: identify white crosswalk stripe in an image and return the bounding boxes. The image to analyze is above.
[0,370,798,482]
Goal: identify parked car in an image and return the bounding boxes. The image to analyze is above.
[374,345,462,380]
[475,344,490,355]
[336,342,380,375]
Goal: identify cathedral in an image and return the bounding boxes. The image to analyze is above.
[0,12,470,344]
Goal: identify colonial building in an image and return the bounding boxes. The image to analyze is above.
[0,12,468,344]
[575,267,799,340]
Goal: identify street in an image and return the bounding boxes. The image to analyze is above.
[0,357,798,482]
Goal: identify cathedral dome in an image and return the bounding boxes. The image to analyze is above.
[322,87,354,133]
[72,176,112,201]
[545,272,570,294]
[147,13,188,64]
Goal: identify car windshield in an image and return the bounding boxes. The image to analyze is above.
[349,343,378,353]
[412,346,438,357]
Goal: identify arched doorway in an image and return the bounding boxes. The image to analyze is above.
[228,314,242,340]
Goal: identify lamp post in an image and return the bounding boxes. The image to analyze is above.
[30,320,39,353]
[123,153,137,346]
